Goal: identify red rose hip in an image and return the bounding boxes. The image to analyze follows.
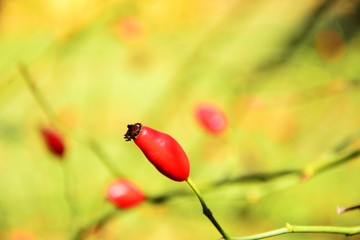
[124,123,190,182]
[106,178,145,209]
[194,102,228,135]
[41,127,65,158]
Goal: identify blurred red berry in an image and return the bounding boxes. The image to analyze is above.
[124,123,190,182]
[106,178,145,209]
[40,127,65,158]
[194,102,228,135]
[114,16,145,43]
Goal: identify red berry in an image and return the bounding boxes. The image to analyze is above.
[194,102,228,135]
[106,178,145,209]
[124,123,190,182]
[114,17,145,43]
[41,127,65,158]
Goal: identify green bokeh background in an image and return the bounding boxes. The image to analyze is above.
[1,0,360,239]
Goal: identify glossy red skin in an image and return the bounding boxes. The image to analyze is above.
[106,178,145,209]
[41,127,65,158]
[134,126,190,182]
[194,102,228,135]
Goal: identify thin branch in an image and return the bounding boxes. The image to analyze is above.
[254,0,336,72]
[146,170,299,204]
[212,170,300,186]
[148,148,360,202]
[18,63,124,177]
[18,63,56,123]
[146,189,191,204]
[311,149,360,175]
[59,162,78,235]
[142,0,249,126]
[332,127,360,154]
[73,208,118,240]
[231,223,360,240]
[186,177,230,240]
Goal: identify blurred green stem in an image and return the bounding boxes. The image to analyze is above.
[302,148,360,180]
[19,63,78,226]
[18,63,123,177]
[231,223,360,240]
[149,148,360,203]
[59,162,78,235]
[18,63,56,123]
[73,208,118,240]
[186,177,230,240]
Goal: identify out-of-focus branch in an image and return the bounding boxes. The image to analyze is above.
[142,0,253,126]
[148,148,360,203]
[230,223,360,240]
[18,63,123,177]
[72,208,118,240]
[254,0,336,72]
[18,63,56,122]
[212,170,300,186]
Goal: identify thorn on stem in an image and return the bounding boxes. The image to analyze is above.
[337,204,360,215]
[337,206,345,215]
[286,222,294,231]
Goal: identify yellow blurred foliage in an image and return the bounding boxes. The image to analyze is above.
[9,229,36,240]
[233,95,298,142]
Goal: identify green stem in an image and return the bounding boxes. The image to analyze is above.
[18,63,56,123]
[18,63,123,177]
[186,177,230,240]
[59,162,77,235]
[72,208,118,240]
[312,149,360,175]
[149,148,360,204]
[231,223,360,240]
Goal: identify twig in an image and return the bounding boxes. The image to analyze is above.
[212,170,300,186]
[18,63,123,177]
[332,128,360,154]
[231,223,360,240]
[18,63,56,123]
[148,148,360,203]
[142,0,249,125]
[186,177,230,240]
[73,208,118,240]
[310,149,360,175]
[59,162,78,234]
[146,189,191,204]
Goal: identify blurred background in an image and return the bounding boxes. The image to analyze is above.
[1,0,360,239]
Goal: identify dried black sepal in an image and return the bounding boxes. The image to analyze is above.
[124,123,142,141]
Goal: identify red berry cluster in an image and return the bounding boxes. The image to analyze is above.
[40,102,227,211]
